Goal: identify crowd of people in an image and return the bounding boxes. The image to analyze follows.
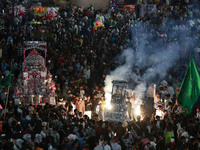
[0,0,200,149]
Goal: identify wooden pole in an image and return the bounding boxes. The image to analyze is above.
[4,87,10,120]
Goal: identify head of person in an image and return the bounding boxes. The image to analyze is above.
[87,96,91,101]
[168,102,172,108]
[158,105,162,111]
[95,139,99,146]
[104,138,109,146]
[100,134,104,141]
[79,112,83,118]
[166,94,170,99]
[101,96,104,101]
[156,116,160,121]
[157,93,161,100]
[164,110,168,116]
[163,86,167,91]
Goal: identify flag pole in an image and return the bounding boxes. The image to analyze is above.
[4,62,12,120]
[4,87,10,120]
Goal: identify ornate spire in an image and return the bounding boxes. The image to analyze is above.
[28,49,40,56]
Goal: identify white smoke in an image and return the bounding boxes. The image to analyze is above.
[104,17,198,106]
[104,48,136,106]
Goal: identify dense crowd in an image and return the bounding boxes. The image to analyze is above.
[0,0,200,149]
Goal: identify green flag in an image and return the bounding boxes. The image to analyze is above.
[0,68,12,88]
[177,57,200,115]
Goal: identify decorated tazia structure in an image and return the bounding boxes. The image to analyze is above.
[105,80,128,122]
[13,41,56,105]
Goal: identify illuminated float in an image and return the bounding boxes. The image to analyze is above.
[104,80,128,122]
[13,41,56,105]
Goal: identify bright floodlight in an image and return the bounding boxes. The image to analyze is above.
[136,105,140,116]
[105,103,112,110]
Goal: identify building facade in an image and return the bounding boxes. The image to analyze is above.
[72,0,110,10]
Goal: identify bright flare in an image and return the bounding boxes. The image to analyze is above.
[105,93,112,110]
[136,105,140,116]
[105,103,112,110]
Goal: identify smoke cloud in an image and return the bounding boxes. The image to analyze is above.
[104,14,200,105]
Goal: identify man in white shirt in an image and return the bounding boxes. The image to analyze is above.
[155,105,164,120]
